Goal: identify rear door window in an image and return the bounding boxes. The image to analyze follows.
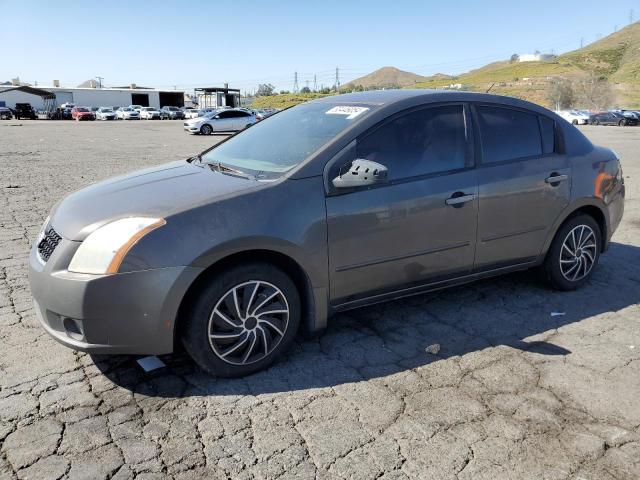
[356,104,467,181]
[476,105,542,163]
[539,116,556,155]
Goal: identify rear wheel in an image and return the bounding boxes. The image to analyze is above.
[619,120,625,126]
[544,214,601,290]
[181,263,301,377]
[200,124,213,135]
[572,120,578,125]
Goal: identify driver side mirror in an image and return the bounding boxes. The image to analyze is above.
[332,159,388,189]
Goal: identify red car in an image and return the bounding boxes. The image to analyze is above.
[71,107,96,121]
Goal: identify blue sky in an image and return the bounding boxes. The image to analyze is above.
[1,0,638,93]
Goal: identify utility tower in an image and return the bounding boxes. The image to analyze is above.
[293,71,299,93]
[335,67,340,90]
[313,75,317,92]
[96,76,104,88]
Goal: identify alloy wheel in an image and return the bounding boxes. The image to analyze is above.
[207,280,290,365]
[559,225,597,282]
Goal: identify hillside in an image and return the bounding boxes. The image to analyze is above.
[343,66,428,88]
[252,22,640,110]
[414,22,640,107]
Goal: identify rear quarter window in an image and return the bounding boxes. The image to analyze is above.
[476,105,542,163]
[539,116,556,155]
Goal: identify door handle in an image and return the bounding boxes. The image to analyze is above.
[545,174,569,184]
[445,194,476,206]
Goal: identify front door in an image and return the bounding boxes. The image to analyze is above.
[326,104,479,305]
[473,105,571,269]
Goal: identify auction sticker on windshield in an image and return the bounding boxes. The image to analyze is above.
[325,106,369,119]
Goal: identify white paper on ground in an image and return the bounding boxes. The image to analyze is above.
[550,312,566,317]
[137,355,166,372]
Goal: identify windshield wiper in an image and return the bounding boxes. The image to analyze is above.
[188,153,203,164]
[209,162,254,180]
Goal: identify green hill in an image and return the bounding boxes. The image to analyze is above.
[252,22,640,110]
[415,22,640,107]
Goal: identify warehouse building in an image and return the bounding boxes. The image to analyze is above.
[0,83,185,110]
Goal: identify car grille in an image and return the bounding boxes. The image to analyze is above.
[37,225,62,263]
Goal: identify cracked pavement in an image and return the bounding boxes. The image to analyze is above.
[0,121,639,479]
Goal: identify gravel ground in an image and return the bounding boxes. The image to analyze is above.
[0,120,639,480]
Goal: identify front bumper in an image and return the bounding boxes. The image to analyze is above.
[29,237,202,355]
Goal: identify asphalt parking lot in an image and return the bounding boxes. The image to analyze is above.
[0,120,639,480]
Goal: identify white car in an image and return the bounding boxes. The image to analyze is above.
[128,104,143,112]
[555,110,589,125]
[96,107,116,120]
[139,107,161,120]
[116,107,140,120]
[183,109,257,135]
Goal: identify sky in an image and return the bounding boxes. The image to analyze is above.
[1,0,639,93]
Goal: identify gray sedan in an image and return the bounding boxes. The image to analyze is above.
[29,90,625,377]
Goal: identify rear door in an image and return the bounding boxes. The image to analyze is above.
[326,103,479,305]
[232,111,252,130]
[473,104,570,269]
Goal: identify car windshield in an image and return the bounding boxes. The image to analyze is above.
[101,108,112,112]
[168,107,178,111]
[77,108,89,112]
[201,102,374,176]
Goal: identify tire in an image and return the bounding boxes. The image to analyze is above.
[572,120,578,125]
[544,214,601,291]
[200,124,213,135]
[619,120,625,127]
[181,262,301,377]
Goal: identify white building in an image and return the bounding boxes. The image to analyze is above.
[517,53,556,63]
[0,84,185,110]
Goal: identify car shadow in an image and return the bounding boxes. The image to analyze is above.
[93,241,640,398]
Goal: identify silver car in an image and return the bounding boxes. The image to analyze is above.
[95,107,116,120]
[139,107,161,120]
[116,107,140,120]
[29,90,625,377]
[184,109,257,134]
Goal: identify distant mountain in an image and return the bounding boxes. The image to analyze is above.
[343,66,428,88]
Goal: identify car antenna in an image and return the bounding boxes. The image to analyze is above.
[485,82,495,93]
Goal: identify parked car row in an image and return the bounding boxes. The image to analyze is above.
[555,108,640,126]
[0,103,38,120]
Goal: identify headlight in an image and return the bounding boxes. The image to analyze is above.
[68,217,165,274]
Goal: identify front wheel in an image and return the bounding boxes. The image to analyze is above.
[200,124,213,135]
[544,214,601,291]
[572,120,578,125]
[181,263,301,377]
[619,120,625,126]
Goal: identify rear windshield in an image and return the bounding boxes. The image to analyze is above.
[201,102,374,176]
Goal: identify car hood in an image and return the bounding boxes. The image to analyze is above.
[50,160,261,240]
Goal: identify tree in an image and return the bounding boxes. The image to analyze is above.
[256,83,275,96]
[279,90,290,95]
[300,86,311,93]
[320,87,332,94]
[575,73,615,110]
[547,78,575,110]
[510,53,520,63]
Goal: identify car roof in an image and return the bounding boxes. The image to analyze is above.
[311,89,553,114]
